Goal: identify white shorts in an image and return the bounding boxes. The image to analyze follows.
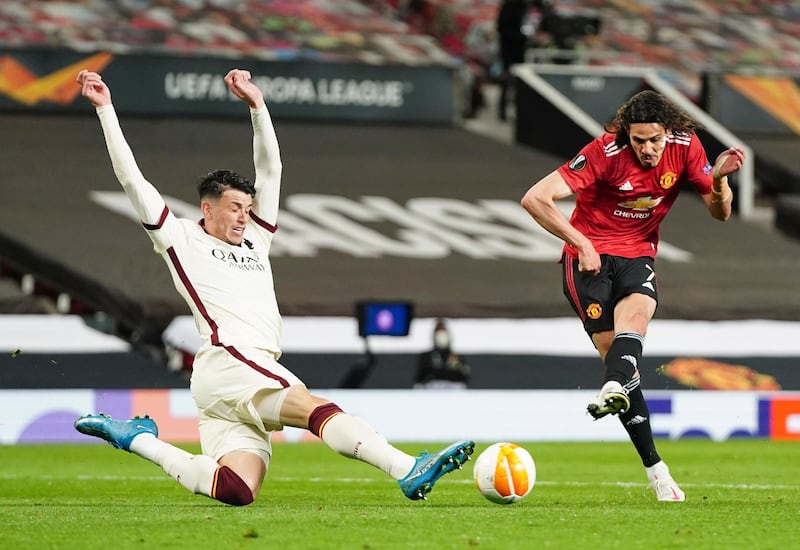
[190,344,304,465]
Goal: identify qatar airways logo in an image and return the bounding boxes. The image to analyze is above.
[211,249,266,272]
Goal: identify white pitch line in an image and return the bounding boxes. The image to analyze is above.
[1,474,797,491]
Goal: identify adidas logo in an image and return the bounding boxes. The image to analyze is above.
[618,180,634,191]
[621,354,638,368]
[642,264,655,291]
[626,415,648,426]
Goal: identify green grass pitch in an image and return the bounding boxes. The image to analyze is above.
[1,439,798,549]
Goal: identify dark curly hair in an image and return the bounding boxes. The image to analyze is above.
[198,169,256,199]
[607,90,703,148]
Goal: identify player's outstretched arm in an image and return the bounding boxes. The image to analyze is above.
[76,70,169,228]
[225,69,281,227]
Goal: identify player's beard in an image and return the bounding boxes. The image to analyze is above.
[638,153,660,168]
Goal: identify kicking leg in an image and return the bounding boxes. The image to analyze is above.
[617,383,658,466]
[587,331,644,419]
[261,386,475,500]
[617,386,685,501]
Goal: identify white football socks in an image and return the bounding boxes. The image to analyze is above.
[318,414,416,479]
[128,413,419,491]
[129,433,217,496]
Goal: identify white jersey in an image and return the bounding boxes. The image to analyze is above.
[97,105,284,357]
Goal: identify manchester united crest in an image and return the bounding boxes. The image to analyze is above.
[659,171,677,189]
[586,303,602,319]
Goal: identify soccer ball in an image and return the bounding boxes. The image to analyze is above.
[473,442,536,504]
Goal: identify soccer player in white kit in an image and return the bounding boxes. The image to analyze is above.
[73,68,474,505]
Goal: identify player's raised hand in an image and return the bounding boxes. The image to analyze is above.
[76,70,111,107]
[713,146,745,179]
[224,69,265,109]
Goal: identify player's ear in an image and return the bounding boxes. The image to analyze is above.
[200,199,214,218]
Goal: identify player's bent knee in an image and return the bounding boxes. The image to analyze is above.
[213,466,254,506]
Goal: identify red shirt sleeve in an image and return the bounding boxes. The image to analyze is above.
[685,135,714,195]
[556,135,609,193]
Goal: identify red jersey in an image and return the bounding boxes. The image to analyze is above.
[557,132,714,259]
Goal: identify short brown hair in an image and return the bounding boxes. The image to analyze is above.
[198,169,255,199]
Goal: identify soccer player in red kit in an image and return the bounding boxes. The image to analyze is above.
[520,90,745,501]
[72,68,474,505]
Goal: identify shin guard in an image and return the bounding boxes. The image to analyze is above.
[604,332,643,385]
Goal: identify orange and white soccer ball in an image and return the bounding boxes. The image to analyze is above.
[473,442,536,504]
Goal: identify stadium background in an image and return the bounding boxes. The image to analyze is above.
[1,0,799,443]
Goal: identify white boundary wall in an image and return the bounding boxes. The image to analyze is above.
[5,314,800,357]
[3,316,799,444]
[1,388,796,444]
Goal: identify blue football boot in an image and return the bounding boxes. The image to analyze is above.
[399,440,475,500]
[74,413,158,452]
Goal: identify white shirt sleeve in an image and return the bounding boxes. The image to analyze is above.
[96,104,179,252]
[96,104,168,227]
[249,106,282,230]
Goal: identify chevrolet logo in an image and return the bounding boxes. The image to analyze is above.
[0,52,112,105]
[618,196,663,211]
